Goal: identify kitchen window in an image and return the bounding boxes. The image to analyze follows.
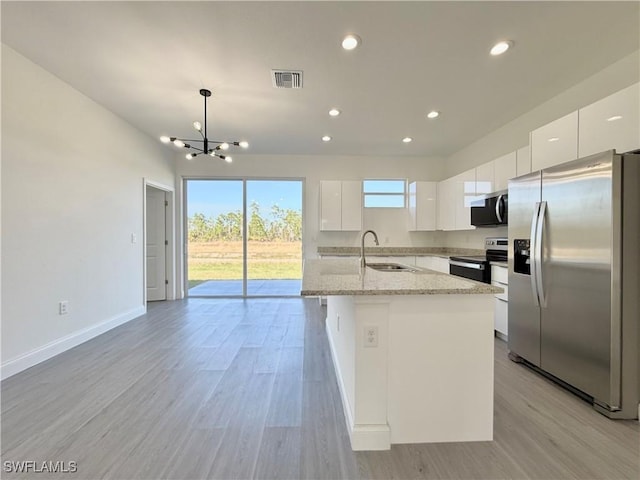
[363,179,406,208]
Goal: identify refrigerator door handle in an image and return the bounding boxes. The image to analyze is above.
[534,201,547,308]
[529,202,541,306]
[495,194,504,223]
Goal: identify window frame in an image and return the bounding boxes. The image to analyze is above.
[362,179,408,209]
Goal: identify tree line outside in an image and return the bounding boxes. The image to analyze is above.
[188,201,302,242]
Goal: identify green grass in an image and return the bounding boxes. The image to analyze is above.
[187,240,302,288]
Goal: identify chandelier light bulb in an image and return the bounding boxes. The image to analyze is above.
[173,139,185,148]
[220,142,230,150]
[160,135,171,143]
[322,135,332,142]
[225,156,233,163]
[402,137,413,143]
[427,110,440,119]
[193,121,202,132]
[329,108,341,117]
[186,153,194,160]
[239,141,249,148]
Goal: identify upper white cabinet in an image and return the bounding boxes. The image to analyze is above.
[437,177,456,231]
[493,151,517,191]
[515,145,531,177]
[319,180,362,231]
[408,181,437,231]
[578,83,640,158]
[475,162,494,196]
[453,168,476,231]
[530,110,579,171]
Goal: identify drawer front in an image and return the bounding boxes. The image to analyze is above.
[492,281,508,301]
[491,265,508,284]
[494,297,508,336]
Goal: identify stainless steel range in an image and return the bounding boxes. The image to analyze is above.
[449,237,507,284]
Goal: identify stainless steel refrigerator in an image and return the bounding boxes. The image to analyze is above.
[508,150,639,419]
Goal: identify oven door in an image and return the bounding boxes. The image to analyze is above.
[449,259,490,283]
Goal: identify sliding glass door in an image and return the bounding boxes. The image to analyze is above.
[246,180,303,295]
[185,179,302,297]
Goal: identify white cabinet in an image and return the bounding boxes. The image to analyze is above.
[453,168,476,231]
[437,177,456,231]
[415,255,449,274]
[475,162,494,196]
[516,145,531,177]
[493,151,517,192]
[319,180,362,231]
[530,110,579,171]
[438,168,476,231]
[491,265,508,338]
[408,181,437,231]
[578,82,640,158]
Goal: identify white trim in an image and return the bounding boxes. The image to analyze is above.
[143,178,176,302]
[1,305,145,380]
[325,318,391,451]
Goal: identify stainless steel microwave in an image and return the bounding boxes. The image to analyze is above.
[471,191,508,227]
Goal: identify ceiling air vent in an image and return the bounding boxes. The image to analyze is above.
[272,70,303,89]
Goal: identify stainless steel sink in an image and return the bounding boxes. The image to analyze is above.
[366,262,419,272]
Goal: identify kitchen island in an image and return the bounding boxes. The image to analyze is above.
[301,258,502,451]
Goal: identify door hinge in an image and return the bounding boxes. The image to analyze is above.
[165,279,169,285]
[165,240,169,246]
[164,200,168,207]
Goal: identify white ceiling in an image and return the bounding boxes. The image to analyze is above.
[2,1,639,158]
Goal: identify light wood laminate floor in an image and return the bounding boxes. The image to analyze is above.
[2,298,638,479]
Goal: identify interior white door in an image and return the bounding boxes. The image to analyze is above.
[146,187,166,301]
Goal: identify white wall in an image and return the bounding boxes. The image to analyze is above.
[1,45,176,376]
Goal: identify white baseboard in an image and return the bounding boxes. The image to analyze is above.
[325,318,391,451]
[1,305,146,380]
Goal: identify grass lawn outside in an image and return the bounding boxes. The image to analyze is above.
[187,240,302,288]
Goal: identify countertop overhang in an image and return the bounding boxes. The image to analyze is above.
[300,258,503,296]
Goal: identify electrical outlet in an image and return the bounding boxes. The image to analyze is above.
[364,325,378,347]
[59,301,69,315]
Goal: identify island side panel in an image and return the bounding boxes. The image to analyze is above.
[387,294,495,444]
[326,295,357,427]
[326,296,391,450]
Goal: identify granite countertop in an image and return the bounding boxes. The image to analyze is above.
[300,258,503,296]
[316,246,485,257]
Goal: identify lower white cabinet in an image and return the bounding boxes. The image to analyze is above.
[415,255,449,274]
[491,265,508,338]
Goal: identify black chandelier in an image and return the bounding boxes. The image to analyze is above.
[160,88,248,162]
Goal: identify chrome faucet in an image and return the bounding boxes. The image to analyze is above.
[360,230,379,268]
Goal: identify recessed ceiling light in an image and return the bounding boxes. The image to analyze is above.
[329,108,341,117]
[490,40,513,56]
[402,137,413,143]
[607,115,623,122]
[342,34,361,50]
[427,110,440,119]
[548,137,560,143]
[322,135,332,142]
